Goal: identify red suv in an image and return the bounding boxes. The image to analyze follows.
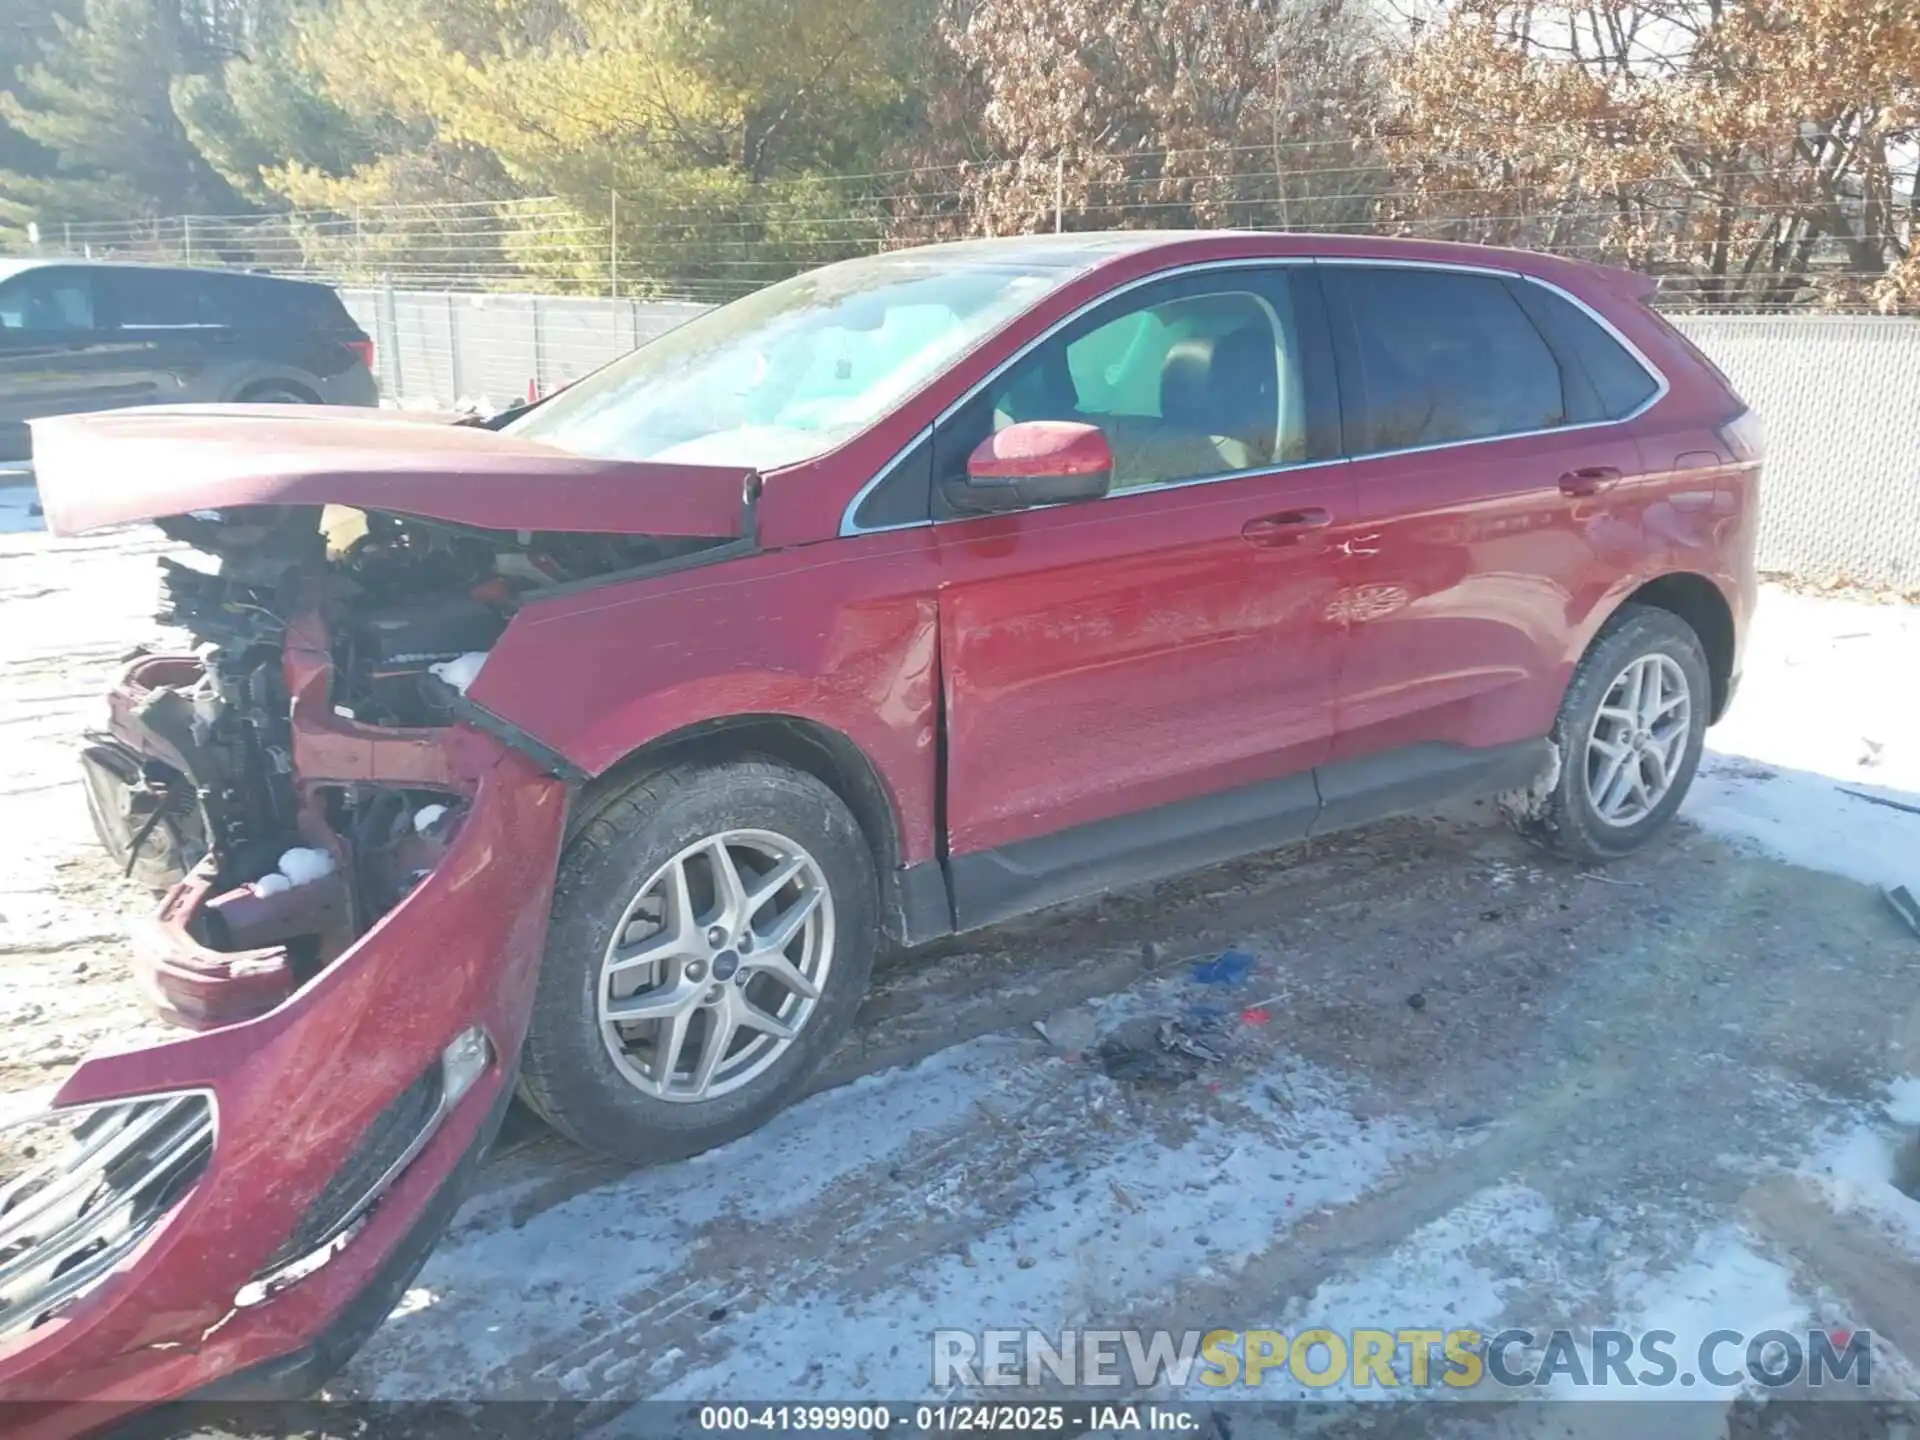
[5,231,1759,1425]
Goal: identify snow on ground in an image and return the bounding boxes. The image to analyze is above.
[639,1058,1426,1404]
[3,502,1919,1431]
[1685,588,1920,891]
[1889,1077,1920,1127]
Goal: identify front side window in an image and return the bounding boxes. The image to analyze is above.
[1330,267,1565,453]
[0,271,95,332]
[938,271,1315,496]
[504,252,1080,471]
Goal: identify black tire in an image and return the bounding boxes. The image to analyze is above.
[78,744,206,891]
[518,757,878,1164]
[234,382,318,404]
[1502,603,1711,863]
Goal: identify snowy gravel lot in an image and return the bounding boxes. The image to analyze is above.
[4,484,1919,1438]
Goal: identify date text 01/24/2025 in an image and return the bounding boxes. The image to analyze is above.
[698,1403,1203,1431]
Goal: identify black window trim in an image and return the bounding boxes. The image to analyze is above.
[1314,257,1669,463]
[838,255,1668,536]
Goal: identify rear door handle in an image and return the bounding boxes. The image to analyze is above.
[1558,465,1622,498]
[1241,508,1331,546]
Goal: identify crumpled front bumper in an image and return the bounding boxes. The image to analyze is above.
[0,735,567,1437]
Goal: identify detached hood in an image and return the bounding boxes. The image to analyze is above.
[31,405,754,538]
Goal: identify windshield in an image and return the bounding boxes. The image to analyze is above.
[504,253,1079,470]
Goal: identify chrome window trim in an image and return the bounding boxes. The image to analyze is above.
[836,253,1670,536]
[1313,258,1671,461]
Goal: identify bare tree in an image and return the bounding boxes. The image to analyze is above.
[1378,0,1919,309]
[890,0,1390,240]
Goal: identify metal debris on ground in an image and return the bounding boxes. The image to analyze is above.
[1094,1013,1233,1087]
[1159,1019,1224,1064]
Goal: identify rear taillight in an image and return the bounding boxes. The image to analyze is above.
[345,336,375,372]
[1718,408,1764,463]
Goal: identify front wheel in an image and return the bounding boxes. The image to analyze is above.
[1503,603,1711,863]
[518,757,878,1163]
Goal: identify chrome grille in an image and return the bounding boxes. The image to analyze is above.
[0,1093,214,1339]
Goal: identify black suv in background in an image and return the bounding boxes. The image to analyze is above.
[0,260,379,462]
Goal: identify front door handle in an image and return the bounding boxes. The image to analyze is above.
[1558,465,1622,498]
[1241,508,1331,546]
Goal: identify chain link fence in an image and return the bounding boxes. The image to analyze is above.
[21,151,1914,312]
[1673,315,1920,592]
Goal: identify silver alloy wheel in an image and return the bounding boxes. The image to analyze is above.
[1584,652,1692,827]
[597,829,834,1103]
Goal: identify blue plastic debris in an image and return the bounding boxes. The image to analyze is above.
[1190,950,1255,986]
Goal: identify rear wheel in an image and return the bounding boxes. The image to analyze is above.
[518,757,877,1163]
[1503,603,1710,863]
[234,382,318,405]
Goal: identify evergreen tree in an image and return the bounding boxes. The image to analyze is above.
[0,0,250,228]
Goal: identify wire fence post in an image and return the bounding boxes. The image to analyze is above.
[446,292,464,405]
[609,188,620,298]
[382,283,402,399]
[530,295,545,400]
[183,215,193,265]
[1054,154,1064,233]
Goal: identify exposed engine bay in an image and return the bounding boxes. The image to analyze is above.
[80,505,713,1021]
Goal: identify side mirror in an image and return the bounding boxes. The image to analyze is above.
[953,420,1113,513]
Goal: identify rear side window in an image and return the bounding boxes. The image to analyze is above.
[1327,267,1564,453]
[100,270,206,328]
[1510,281,1659,421]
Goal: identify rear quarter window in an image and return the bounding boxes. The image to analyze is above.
[1511,281,1660,420]
[213,277,359,334]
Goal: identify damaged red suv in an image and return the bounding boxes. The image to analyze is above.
[2,232,1759,1426]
